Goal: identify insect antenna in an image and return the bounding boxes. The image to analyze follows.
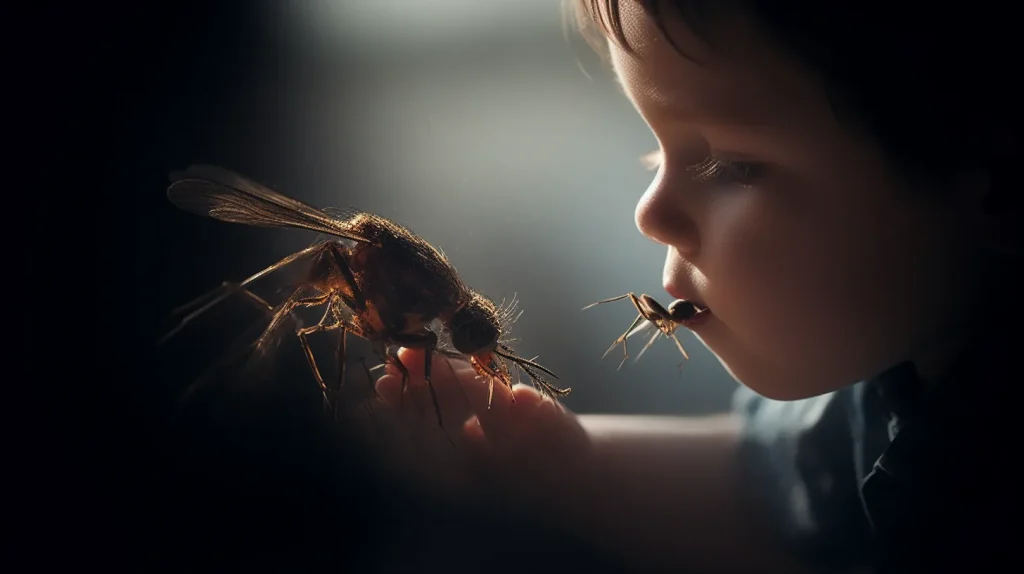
[495,343,558,379]
[494,343,570,398]
[517,362,571,398]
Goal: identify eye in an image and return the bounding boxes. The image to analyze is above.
[687,155,764,187]
[640,149,765,187]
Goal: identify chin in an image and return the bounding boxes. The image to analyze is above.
[699,324,871,400]
[713,350,847,401]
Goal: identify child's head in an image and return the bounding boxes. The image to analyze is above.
[570,1,1020,399]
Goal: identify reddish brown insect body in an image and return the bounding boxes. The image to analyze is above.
[160,165,567,436]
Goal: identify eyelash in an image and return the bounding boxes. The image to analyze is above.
[639,150,762,187]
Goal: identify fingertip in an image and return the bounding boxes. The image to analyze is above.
[397,347,425,367]
[375,373,402,405]
[462,416,485,441]
[510,384,545,408]
[457,372,513,416]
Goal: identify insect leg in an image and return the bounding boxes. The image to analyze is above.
[668,333,690,361]
[581,292,634,311]
[159,243,328,345]
[293,295,339,407]
[254,292,330,353]
[329,325,348,422]
[336,326,346,395]
[633,328,664,364]
[517,362,572,398]
[389,332,453,444]
[600,293,671,369]
[633,294,671,324]
[385,343,456,448]
[327,244,368,311]
[159,282,274,345]
[602,313,646,370]
[635,295,690,360]
[168,280,273,318]
[358,356,383,409]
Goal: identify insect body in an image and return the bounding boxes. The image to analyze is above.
[162,165,568,432]
[582,293,705,369]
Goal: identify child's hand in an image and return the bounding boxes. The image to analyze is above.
[372,348,591,496]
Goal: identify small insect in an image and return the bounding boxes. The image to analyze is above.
[582,293,707,369]
[160,164,568,436]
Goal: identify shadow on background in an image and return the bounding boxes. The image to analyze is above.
[84,1,737,569]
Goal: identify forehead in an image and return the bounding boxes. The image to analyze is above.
[604,2,830,128]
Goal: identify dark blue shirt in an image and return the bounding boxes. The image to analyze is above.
[734,354,1016,573]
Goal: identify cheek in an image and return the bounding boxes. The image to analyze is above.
[702,192,820,329]
[699,189,907,384]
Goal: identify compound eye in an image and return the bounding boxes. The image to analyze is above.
[450,315,498,355]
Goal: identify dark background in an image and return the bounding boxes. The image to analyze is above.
[78,1,740,569]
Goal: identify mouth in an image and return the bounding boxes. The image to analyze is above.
[665,284,712,328]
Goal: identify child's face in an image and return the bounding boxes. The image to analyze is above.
[606,3,984,399]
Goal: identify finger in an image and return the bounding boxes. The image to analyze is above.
[452,368,517,439]
[508,383,559,421]
[375,372,403,407]
[375,373,429,429]
[378,352,430,424]
[396,347,478,435]
[395,347,472,387]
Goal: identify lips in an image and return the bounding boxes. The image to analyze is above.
[664,282,712,329]
[665,283,708,312]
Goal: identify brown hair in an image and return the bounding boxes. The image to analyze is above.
[568,1,1020,209]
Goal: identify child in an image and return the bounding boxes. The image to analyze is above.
[371,2,1021,572]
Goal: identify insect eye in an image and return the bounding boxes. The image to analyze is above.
[449,305,499,355]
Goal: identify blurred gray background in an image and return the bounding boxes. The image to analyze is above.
[169,0,739,415]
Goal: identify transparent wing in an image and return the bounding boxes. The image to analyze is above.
[166,164,374,244]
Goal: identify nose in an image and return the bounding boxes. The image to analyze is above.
[634,167,700,256]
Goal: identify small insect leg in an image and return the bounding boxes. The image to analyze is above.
[327,245,368,311]
[603,313,645,370]
[333,327,347,420]
[294,298,342,409]
[159,282,273,345]
[581,292,634,311]
[159,243,327,345]
[390,332,453,448]
[255,292,331,353]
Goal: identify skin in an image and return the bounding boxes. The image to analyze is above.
[369,2,1002,572]
[608,1,988,399]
